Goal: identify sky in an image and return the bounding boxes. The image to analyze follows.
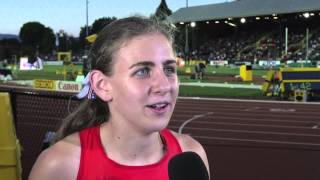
[0,0,227,37]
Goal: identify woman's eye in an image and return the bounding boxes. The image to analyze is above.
[164,66,176,76]
[135,67,150,77]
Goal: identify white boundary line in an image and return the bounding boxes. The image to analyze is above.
[178,112,213,134]
[178,96,320,105]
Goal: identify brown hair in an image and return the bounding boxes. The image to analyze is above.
[54,16,175,142]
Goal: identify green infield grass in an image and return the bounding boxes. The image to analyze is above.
[179,86,265,99]
[8,64,267,99]
[178,65,269,77]
[11,65,83,80]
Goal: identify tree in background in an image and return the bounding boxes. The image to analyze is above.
[40,27,55,54]
[68,36,81,55]
[57,30,70,52]
[19,22,55,57]
[91,17,117,34]
[154,0,172,21]
[152,0,184,54]
[79,26,91,51]
[79,17,117,75]
[0,39,21,62]
[79,17,117,50]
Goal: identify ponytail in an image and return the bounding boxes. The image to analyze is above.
[53,98,109,143]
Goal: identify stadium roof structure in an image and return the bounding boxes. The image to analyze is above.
[169,0,320,23]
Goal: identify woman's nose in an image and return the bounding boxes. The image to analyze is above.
[151,69,171,95]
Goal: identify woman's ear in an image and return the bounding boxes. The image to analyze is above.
[90,70,113,102]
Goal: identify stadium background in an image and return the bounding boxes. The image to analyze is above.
[1,0,320,179]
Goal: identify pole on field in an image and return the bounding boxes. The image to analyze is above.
[285,27,288,55]
[306,28,309,60]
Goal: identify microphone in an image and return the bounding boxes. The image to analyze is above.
[168,151,209,180]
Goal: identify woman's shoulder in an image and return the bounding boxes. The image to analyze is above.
[28,132,81,180]
[169,130,210,174]
[169,130,204,153]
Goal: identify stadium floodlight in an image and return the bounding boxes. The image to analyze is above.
[190,22,196,27]
[225,21,236,27]
[59,30,64,37]
[303,12,310,18]
[228,22,236,27]
[240,18,246,23]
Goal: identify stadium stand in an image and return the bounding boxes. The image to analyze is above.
[170,0,320,63]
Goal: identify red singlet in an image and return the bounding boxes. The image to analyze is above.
[77,126,182,180]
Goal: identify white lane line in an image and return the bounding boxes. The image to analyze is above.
[178,112,214,134]
[269,108,296,112]
[244,107,261,111]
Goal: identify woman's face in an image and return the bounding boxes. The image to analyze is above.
[107,33,179,134]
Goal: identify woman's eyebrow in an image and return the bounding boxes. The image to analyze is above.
[129,59,176,69]
[129,61,155,69]
[163,59,177,65]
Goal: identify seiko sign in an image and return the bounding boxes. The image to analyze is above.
[34,79,56,90]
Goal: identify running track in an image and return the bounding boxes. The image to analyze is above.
[170,97,320,180]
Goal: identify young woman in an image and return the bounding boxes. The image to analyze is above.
[29,16,210,180]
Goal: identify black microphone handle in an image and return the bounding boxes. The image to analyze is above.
[168,151,209,180]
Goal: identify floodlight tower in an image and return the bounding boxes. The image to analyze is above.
[86,0,89,37]
[185,0,189,64]
[83,0,90,76]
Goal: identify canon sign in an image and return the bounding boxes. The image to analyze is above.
[56,81,82,92]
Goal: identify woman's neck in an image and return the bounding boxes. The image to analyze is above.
[99,122,165,166]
